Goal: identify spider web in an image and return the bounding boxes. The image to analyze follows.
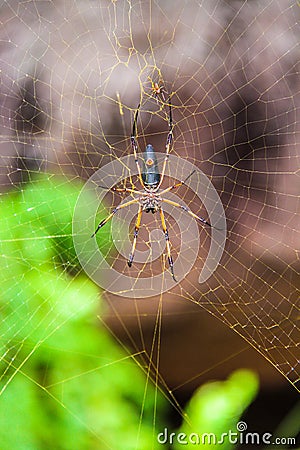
[0,0,299,447]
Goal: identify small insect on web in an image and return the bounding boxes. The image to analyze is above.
[148,77,166,104]
[91,96,216,282]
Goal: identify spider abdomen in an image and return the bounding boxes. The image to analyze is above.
[142,144,160,188]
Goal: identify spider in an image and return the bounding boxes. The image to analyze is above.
[149,78,166,103]
[92,99,213,281]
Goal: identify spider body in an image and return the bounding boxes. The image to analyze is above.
[150,81,166,103]
[142,144,160,188]
[140,191,161,214]
[92,97,213,281]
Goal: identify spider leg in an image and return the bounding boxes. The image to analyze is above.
[98,186,137,194]
[112,188,150,197]
[131,104,145,189]
[160,88,166,103]
[161,198,214,228]
[112,187,139,194]
[91,198,139,237]
[98,185,147,196]
[112,187,135,193]
[128,204,143,267]
[159,170,197,195]
[159,207,177,282]
[156,97,173,190]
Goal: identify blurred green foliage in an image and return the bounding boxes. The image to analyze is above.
[2,173,294,450]
[173,369,259,449]
[0,173,166,450]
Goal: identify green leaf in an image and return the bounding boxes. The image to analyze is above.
[173,369,259,450]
